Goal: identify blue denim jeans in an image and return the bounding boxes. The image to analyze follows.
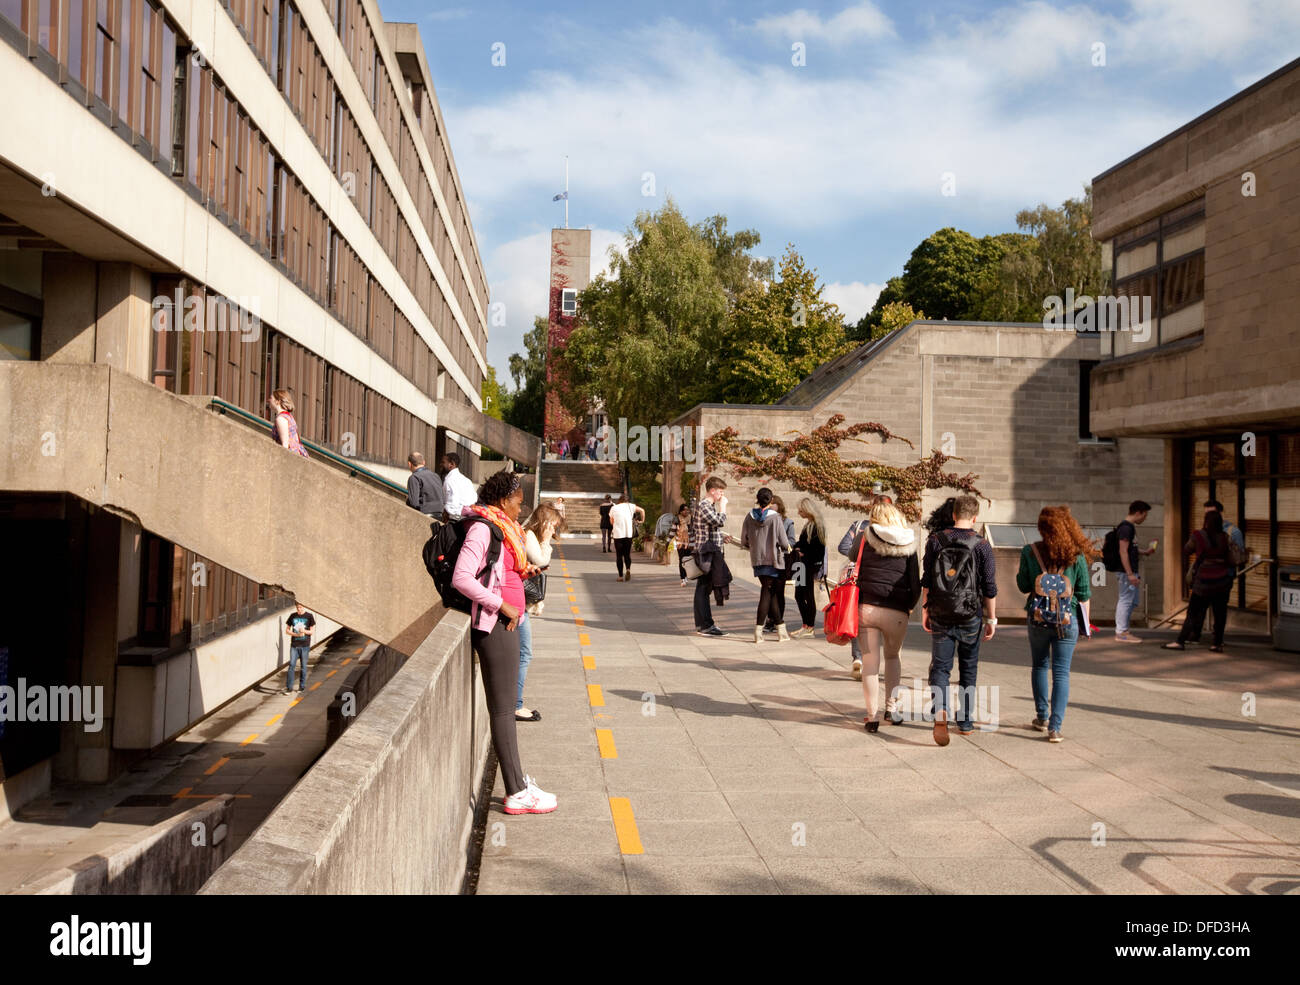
[287,643,309,691]
[1115,574,1139,634]
[516,613,532,710]
[927,617,983,730]
[1029,619,1078,732]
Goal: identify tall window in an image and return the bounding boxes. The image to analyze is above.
[95,0,116,105]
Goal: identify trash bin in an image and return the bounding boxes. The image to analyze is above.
[1276,567,1300,652]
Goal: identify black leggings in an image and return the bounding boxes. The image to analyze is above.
[757,575,784,626]
[614,537,633,576]
[602,527,613,551]
[795,578,817,627]
[471,620,525,796]
[1179,588,1230,647]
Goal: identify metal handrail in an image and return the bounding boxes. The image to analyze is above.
[1150,555,1275,630]
[206,397,408,498]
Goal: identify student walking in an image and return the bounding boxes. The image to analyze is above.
[790,499,827,637]
[848,499,920,731]
[691,476,731,637]
[1183,499,1244,645]
[920,495,997,745]
[516,504,565,722]
[1164,510,1235,653]
[1106,499,1156,642]
[674,504,693,585]
[762,496,798,634]
[284,602,315,693]
[741,488,793,643]
[440,453,477,520]
[267,390,309,458]
[610,495,644,582]
[1017,505,1094,743]
[838,514,872,679]
[405,452,444,515]
[599,494,614,553]
[451,470,556,814]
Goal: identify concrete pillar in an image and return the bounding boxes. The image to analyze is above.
[1163,438,1181,619]
[40,253,97,362]
[94,263,153,381]
[71,507,127,782]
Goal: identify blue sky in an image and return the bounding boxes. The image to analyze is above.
[376,0,1300,374]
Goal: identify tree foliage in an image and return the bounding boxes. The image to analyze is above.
[717,245,853,404]
[481,365,511,421]
[502,316,546,436]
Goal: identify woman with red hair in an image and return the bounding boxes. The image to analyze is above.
[1015,505,1096,744]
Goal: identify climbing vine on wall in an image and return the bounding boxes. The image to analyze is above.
[699,414,984,522]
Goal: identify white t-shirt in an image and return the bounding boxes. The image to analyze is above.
[610,502,638,539]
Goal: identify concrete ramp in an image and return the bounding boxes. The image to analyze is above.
[0,362,440,653]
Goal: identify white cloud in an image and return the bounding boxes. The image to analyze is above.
[823,281,883,324]
[484,227,624,375]
[750,3,895,44]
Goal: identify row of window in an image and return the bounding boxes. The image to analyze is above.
[150,278,444,461]
[1,0,486,398]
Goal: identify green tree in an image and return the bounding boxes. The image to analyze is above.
[716,245,853,404]
[870,300,925,341]
[503,316,546,436]
[561,198,732,431]
[695,214,773,301]
[481,365,511,421]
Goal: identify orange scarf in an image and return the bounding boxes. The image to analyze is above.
[468,504,537,577]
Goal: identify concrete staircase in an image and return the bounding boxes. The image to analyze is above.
[539,460,624,533]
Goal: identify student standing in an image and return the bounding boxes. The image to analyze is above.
[674,504,693,585]
[1017,505,1094,743]
[1164,511,1234,653]
[405,452,444,515]
[284,603,315,693]
[516,504,565,722]
[599,495,614,553]
[920,495,997,745]
[690,477,731,637]
[1111,499,1155,643]
[609,495,644,582]
[741,488,792,643]
[267,390,309,458]
[790,499,826,637]
[1183,500,1243,645]
[452,470,556,814]
[849,499,920,732]
[440,453,477,520]
[762,496,798,634]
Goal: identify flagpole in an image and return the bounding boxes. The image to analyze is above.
[564,156,569,229]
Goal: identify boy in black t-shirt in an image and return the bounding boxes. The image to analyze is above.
[1114,500,1156,643]
[285,603,315,693]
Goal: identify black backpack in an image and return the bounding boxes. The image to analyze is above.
[1101,526,1123,571]
[423,515,502,614]
[926,530,981,625]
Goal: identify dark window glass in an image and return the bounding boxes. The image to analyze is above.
[1160,251,1204,314]
[68,0,85,81]
[0,0,21,28]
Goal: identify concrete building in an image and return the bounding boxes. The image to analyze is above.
[0,0,522,802]
[544,226,595,447]
[662,320,1166,623]
[1089,56,1300,627]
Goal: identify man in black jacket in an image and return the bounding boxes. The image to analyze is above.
[406,452,444,515]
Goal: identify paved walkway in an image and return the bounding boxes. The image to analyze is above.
[0,630,373,892]
[477,542,1300,894]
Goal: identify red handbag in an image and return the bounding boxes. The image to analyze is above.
[822,528,867,645]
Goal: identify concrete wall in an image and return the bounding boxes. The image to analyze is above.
[14,797,234,895]
[200,613,490,894]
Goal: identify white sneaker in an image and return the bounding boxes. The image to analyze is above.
[504,776,557,814]
[852,659,862,681]
[681,578,688,587]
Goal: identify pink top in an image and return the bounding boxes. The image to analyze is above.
[451,518,507,632]
[500,541,526,614]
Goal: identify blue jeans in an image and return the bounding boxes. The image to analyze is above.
[516,613,532,710]
[287,643,309,690]
[1029,620,1078,732]
[928,617,983,730]
[1115,574,1139,634]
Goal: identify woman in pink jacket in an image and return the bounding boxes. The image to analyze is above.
[451,470,557,815]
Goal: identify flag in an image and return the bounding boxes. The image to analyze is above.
[552,191,568,201]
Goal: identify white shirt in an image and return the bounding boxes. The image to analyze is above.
[610,502,638,539]
[443,468,478,518]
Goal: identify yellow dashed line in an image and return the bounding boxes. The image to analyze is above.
[241,734,258,746]
[596,729,618,759]
[582,655,596,670]
[609,798,644,854]
[174,787,192,799]
[309,681,323,691]
[567,593,577,602]
[325,669,338,679]
[265,714,283,727]
[587,684,605,707]
[354,647,363,654]
[575,618,585,626]
[204,757,230,776]
[570,606,581,615]
[291,697,303,707]
[341,658,352,667]
[579,633,591,646]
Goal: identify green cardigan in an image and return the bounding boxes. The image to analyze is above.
[1015,545,1092,614]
